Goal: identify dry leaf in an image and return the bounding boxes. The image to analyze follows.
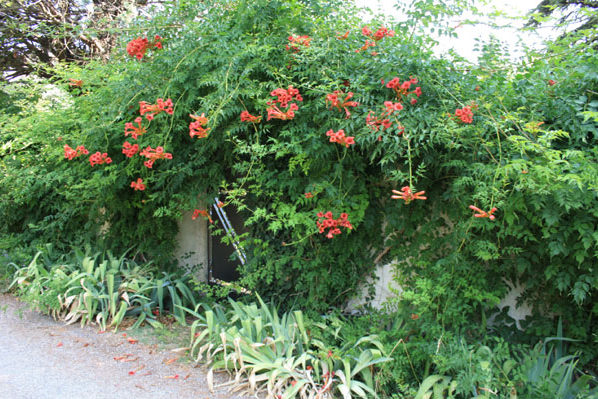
[207,369,214,392]
[114,354,134,361]
[170,347,189,353]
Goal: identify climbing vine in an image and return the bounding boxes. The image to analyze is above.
[1,0,598,358]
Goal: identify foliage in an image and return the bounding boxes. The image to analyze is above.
[314,311,598,398]
[519,344,598,398]
[527,0,598,38]
[185,295,390,399]
[10,246,200,330]
[0,0,145,80]
[0,0,598,381]
[409,339,598,399]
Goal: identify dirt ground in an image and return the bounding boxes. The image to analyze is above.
[0,294,252,399]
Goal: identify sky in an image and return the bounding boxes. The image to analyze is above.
[353,0,552,62]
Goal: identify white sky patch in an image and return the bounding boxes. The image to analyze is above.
[354,0,556,62]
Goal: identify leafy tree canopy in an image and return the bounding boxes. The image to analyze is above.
[0,0,151,80]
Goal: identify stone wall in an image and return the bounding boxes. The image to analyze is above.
[345,262,534,329]
[174,210,209,281]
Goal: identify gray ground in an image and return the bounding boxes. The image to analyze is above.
[0,294,249,399]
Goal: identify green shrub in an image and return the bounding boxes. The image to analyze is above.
[0,0,597,371]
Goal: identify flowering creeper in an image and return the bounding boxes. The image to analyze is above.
[64,145,88,160]
[139,98,173,121]
[316,211,353,239]
[469,205,497,220]
[89,152,112,166]
[391,186,427,204]
[130,178,145,191]
[124,117,147,139]
[139,146,172,168]
[326,91,358,118]
[189,113,210,138]
[326,129,355,148]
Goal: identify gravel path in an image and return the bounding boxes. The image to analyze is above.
[0,294,249,399]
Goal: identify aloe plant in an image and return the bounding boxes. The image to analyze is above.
[521,344,598,399]
[185,295,391,399]
[10,248,199,330]
[414,375,458,399]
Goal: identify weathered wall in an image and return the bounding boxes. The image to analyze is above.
[346,262,533,328]
[345,261,403,311]
[175,210,209,281]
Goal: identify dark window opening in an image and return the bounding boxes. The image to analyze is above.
[208,198,247,282]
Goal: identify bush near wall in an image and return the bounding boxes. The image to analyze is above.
[1,0,597,363]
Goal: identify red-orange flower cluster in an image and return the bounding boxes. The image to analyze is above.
[68,79,83,87]
[122,142,139,158]
[286,35,311,53]
[326,129,355,148]
[384,101,404,114]
[383,76,422,101]
[469,205,497,220]
[371,26,395,41]
[130,178,145,191]
[366,102,404,133]
[64,144,88,160]
[391,186,427,204]
[454,106,474,124]
[326,91,358,118]
[124,117,147,139]
[270,86,303,107]
[356,26,394,53]
[126,35,162,60]
[267,103,298,120]
[139,146,172,168]
[316,211,353,239]
[356,39,376,53]
[266,86,302,121]
[336,31,350,40]
[127,38,148,59]
[189,113,210,138]
[192,209,213,223]
[366,111,391,132]
[240,111,262,123]
[89,152,112,166]
[139,98,173,121]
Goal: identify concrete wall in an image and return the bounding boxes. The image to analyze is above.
[174,210,209,281]
[490,279,533,330]
[346,262,533,329]
[345,261,403,311]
